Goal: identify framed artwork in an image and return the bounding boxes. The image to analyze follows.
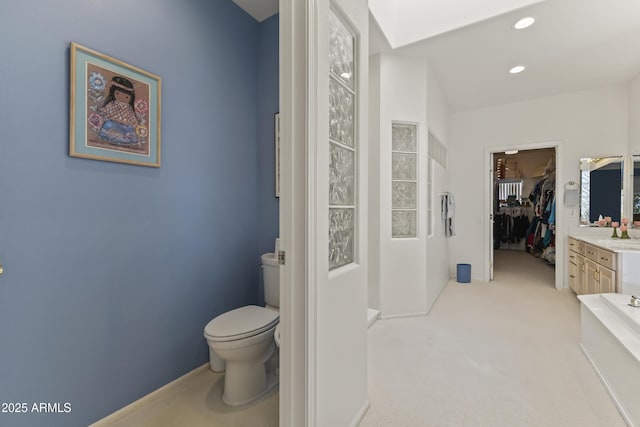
[275,112,280,198]
[69,42,161,167]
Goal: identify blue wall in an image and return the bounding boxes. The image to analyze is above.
[0,1,278,426]
[258,15,281,257]
[257,15,280,305]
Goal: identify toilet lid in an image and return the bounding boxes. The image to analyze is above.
[204,305,279,341]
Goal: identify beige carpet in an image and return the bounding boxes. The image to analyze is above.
[360,250,625,427]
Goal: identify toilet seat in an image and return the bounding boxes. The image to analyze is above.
[205,305,279,342]
[274,323,281,348]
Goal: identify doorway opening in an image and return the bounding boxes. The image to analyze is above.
[491,147,557,288]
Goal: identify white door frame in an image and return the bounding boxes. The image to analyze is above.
[484,141,565,290]
[278,0,310,425]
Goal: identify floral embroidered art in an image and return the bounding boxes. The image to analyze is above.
[86,71,149,147]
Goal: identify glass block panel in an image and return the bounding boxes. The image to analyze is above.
[392,210,417,238]
[329,11,354,89]
[392,123,417,152]
[329,208,354,270]
[329,79,355,147]
[329,143,355,205]
[392,153,417,180]
[392,181,417,209]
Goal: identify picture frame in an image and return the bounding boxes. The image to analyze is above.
[275,112,280,198]
[69,42,161,167]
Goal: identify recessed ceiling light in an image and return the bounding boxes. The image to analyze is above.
[505,150,519,155]
[509,65,526,74]
[514,16,535,30]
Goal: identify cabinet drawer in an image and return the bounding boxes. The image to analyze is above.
[597,249,616,270]
[568,237,578,252]
[585,244,599,262]
[576,241,586,256]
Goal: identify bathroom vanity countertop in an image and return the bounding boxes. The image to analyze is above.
[570,234,640,253]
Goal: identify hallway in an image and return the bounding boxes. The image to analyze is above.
[360,252,624,426]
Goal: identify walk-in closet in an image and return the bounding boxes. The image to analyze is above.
[492,148,556,286]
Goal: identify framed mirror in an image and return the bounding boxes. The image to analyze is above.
[580,156,624,225]
[634,155,640,222]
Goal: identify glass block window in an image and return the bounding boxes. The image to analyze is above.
[428,131,447,170]
[392,122,417,238]
[580,169,590,224]
[328,10,356,270]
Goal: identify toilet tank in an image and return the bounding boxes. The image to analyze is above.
[261,253,280,308]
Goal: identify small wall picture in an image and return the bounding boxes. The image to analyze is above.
[69,43,161,167]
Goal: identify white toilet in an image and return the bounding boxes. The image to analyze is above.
[203,251,280,406]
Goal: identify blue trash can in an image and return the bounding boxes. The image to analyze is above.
[456,263,471,283]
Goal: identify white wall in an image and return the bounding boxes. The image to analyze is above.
[368,54,451,318]
[426,61,451,309]
[630,73,640,155]
[378,54,429,317]
[449,84,629,284]
[368,55,381,310]
[624,73,640,220]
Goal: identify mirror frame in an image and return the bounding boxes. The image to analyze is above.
[631,154,640,223]
[579,156,624,226]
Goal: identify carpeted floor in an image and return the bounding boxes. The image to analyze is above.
[359,250,625,427]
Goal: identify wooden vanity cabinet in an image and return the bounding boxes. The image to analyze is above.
[568,238,616,295]
[568,254,578,293]
[568,237,587,294]
[568,238,583,294]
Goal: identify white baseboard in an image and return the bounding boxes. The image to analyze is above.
[379,311,428,321]
[426,278,451,315]
[349,399,371,427]
[89,363,210,426]
[367,308,380,328]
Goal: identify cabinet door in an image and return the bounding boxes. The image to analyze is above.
[598,266,616,293]
[568,260,578,294]
[576,255,587,294]
[585,259,599,294]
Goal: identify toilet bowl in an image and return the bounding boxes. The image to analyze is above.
[204,305,279,406]
[203,251,280,406]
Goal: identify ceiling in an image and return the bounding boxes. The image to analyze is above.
[232,0,277,22]
[234,0,640,113]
